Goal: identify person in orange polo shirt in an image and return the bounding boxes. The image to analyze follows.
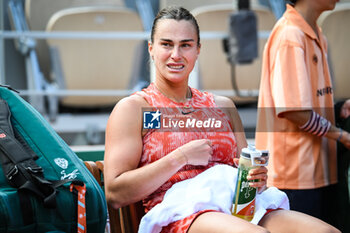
[256,0,350,225]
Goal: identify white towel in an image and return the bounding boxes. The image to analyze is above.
[138,164,289,233]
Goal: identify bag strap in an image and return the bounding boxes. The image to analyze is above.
[70,182,87,233]
[0,99,44,187]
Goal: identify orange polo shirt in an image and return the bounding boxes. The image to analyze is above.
[255,5,337,189]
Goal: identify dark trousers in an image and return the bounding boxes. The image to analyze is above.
[281,183,349,232]
[281,185,334,221]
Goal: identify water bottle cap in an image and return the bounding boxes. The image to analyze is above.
[241,148,269,166]
[241,147,261,158]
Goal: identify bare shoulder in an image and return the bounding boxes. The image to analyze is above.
[213,95,245,133]
[114,94,149,112]
[106,94,150,136]
[109,94,149,119]
[213,95,236,109]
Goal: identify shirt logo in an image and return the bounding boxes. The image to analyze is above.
[143,110,161,129]
[316,86,333,97]
[0,133,6,138]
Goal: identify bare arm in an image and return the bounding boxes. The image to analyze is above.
[214,95,247,155]
[104,96,187,208]
[281,110,350,149]
[214,95,267,191]
[104,96,213,209]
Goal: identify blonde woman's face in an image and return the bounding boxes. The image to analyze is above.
[149,19,200,83]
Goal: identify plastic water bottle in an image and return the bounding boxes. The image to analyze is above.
[231,147,261,221]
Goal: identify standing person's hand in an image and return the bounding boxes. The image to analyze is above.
[340,99,350,119]
[338,99,350,150]
[177,139,213,166]
[339,130,350,150]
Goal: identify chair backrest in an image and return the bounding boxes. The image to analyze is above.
[159,0,264,11]
[319,3,350,101]
[25,0,126,81]
[159,0,233,11]
[84,160,145,233]
[46,6,144,107]
[191,4,276,101]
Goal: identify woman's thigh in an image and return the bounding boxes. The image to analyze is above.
[188,212,269,233]
[258,209,340,233]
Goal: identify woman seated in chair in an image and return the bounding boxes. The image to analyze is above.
[104,6,340,233]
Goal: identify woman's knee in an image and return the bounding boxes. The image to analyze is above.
[188,212,270,233]
[316,224,340,233]
[259,209,340,233]
[254,228,270,233]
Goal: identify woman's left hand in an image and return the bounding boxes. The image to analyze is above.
[247,166,268,193]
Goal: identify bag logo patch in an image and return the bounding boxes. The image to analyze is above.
[54,158,80,180]
[54,158,68,169]
[61,169,79,180]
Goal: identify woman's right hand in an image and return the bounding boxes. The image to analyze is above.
[178,139,213,166]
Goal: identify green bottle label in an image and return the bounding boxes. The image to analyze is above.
[232,167,257,217]
[235,168,256,203]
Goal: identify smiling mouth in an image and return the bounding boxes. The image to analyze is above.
[167,64,184,70]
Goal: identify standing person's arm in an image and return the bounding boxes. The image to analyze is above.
[281,110,350,149]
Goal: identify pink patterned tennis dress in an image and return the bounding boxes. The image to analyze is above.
[135,83,238,232]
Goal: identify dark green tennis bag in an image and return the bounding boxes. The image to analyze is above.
[0,85,107,233]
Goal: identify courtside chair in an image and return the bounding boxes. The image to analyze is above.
[45,6,144,109]
[318,3,350,101]
[191,4,276,103]
[25,0,125,82]
[84,161,144,233]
